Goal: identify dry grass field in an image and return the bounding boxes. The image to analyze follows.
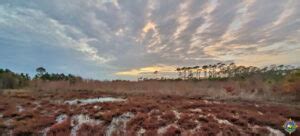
[0,77,299,136]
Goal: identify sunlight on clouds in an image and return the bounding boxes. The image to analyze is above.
[201,0,256,58]
[224,0,255,34]
[202,33,236,58]
[236,49,300,67]
[140,21,163,53]
[76,38,111,63]
[172,1,191,40]
[233,0,256,29]
[143,21,156,33]
[272,0,294,27]
[115,65,176,76]
[190,0,218,48]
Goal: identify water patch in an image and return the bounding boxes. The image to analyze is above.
[43,114,103,136]
[212,101,221,104]
[65,97,126,105]
[16,105,24,112]
[157,124,179,134]
[137,128,146,136]
[4,119,13,127]
[106,112,134,136]
[33,101,41,107]
[216,118,233,126]
[190,108,202,113]
[71,114,103,136]
[203,100,212,104]
[42,128,50,136]
[266,126,284,136]
[42,114,69,136]
[190,124,202,135]
[148,109,160,115]
[56,114,68,123]
[93,105,101,110]
[202,113,233,126]
[252,125,284,136]
[173,110,181,119]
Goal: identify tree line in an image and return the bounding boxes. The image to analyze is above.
[34,67,82,82]
[175,63,297,80]
[0,67,82,89]
[0,69,30,89]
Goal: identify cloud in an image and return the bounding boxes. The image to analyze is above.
[0,0,300,79]
[0,4,111,64]
[142,21,156,33]
[76,38,112,63]
[115,65,176,76]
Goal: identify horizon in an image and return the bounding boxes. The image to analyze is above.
[1,0,300,80]
[1,63,299,81]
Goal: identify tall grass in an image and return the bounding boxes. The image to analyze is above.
[29,75,299,103]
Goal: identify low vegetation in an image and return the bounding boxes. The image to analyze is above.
[0,64,299,135]
[1,64,299,103]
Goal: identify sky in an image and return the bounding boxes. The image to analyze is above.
[0,0,300,80]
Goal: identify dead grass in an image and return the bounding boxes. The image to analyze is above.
[29,77,300,104]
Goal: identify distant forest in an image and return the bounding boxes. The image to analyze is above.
[139,63,299,81]
[1,63,300,90]
[175,63,297,80]
[0,67,82,89]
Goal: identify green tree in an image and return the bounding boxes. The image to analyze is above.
[176,67,183,79]
[36,67,46,77]
[202,65,208,78]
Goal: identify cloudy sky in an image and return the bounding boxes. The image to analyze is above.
[0,0,300,80]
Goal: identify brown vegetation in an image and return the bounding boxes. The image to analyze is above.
[0,90,299,135]
[0,65,299,135]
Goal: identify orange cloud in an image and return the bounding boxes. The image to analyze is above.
[142,21,156,33]
[115,65,176,76]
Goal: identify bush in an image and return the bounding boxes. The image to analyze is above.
[0,69,30,89]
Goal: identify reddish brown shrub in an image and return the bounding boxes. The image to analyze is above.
[47,118,71,136]
[161,111,176,124]
[143,116,166,130]
[163,126,181,136]
[77,123,106,136]
[223,86,235,94]
[198,118,209,124]
[13,129,34,136]
[219,125,241,136]
[194,122,220,136]
[127,112,147,128]
[144,129,157,136]
[0,105,6,111]
[93,112,113,123]
[177,113,197,130]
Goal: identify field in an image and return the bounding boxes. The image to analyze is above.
[0,81,300,136]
